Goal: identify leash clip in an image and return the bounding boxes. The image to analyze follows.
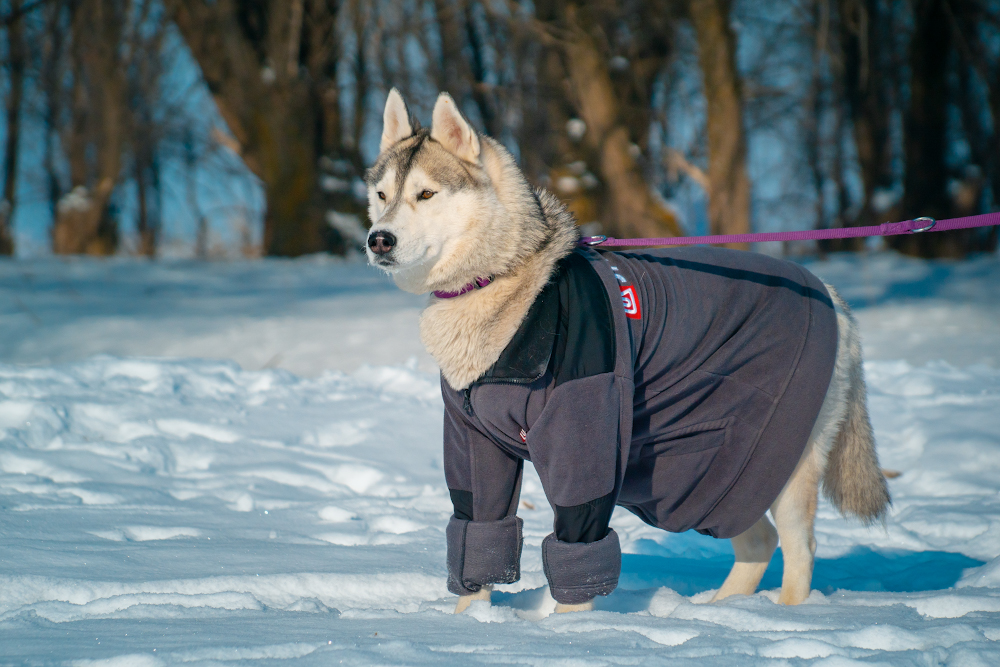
[579,235,608,246]
[910,217,936,233]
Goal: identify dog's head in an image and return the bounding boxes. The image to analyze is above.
[365,89,531,294]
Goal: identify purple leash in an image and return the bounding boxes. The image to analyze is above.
[578,212,1000,248]
[435,212,999,299]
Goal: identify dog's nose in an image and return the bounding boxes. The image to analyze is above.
[367,231,396,255]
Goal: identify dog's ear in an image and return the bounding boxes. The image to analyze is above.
[431,93,480,163]
[380,88,414,153]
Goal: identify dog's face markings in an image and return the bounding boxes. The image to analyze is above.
[367,154,480,271]
[366,90,492,287]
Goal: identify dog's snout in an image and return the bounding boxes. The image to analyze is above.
[367,231,397,255]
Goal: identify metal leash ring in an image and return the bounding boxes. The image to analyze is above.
[910,217,937,233]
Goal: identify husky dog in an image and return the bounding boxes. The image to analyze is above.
[366,88,891,614]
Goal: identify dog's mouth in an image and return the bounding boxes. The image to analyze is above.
[365,249,400,270]
[369,243,437,273]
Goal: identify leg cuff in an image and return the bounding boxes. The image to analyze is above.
[542,529,621,604]
[446,515,523,596]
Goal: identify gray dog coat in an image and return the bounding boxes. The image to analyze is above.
[443,246,838,604]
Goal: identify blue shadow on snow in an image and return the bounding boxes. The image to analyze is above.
[492,545,982,614]
[617,546,983,597]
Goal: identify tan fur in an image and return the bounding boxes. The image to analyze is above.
[769,436,822,605]
[421,189,576,389]
[454,585,492,614]
[555,601,594,613]
[712,514,778,601]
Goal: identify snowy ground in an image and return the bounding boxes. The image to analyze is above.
[1,251,999,665]
[0,256,434,378]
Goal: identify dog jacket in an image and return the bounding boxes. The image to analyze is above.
[443,246,838,604]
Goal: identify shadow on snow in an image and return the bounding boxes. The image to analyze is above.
[493,546,983,614]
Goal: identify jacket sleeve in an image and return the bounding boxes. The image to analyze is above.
[526,372,623,604]
[441,379,523,596]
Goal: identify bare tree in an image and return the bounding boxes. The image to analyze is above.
[169,0,355,257]
[529,0,682,239]
[880,0,996,258]
[125,0,169,257]
[39,0,68,223]
[687,0,751,248]
[950,0,1000,252]
[836,0,895,238]
[3,0,995,260]
[52,0,128,255]
[0,0,25,255]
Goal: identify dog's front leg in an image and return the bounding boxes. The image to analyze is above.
[454,584,492,613]
[555,600,594,613]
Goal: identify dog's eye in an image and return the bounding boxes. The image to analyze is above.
[377,191,386,201]
[419,190,435,200]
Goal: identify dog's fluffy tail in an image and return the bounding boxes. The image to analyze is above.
[821,292,891,525]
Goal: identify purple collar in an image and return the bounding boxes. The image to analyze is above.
[433,276,494,299]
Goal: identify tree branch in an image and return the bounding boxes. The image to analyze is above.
[0,0,50,26]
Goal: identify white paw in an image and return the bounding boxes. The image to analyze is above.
[454,584,492,614]
[554,600,594,614]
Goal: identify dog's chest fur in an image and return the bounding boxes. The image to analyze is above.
[419,191,578,390]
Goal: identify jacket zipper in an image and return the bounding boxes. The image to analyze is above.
[463,387,474,416]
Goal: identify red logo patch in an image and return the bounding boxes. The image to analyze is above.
[519,429,527,443]
[620,285,641,319]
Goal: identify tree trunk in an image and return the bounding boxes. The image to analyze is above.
[561,5,681,239]
[889,0,960,258]
[40,1,66,223]
[950,3,999,254]
[836,0,894,248]
[135,157,161,258]
[688,0,751,249]
[170,0,339,257]
[52,0,124,256]
[804,0,827,238]
[257,107,324,257]
[0,0,25,255]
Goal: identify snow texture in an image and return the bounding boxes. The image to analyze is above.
[0,251,998,665]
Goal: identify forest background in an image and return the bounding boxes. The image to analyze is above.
[0,0,998,260]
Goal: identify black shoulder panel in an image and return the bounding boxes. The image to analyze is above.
[476,249,614,385]
[478,277,559,383]
[551,250,616,386]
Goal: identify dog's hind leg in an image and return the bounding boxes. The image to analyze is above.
[712,514,778,602]
[769,439,823,605]
[765,283,863,606]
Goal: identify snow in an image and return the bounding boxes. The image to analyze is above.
[0,251,998,664]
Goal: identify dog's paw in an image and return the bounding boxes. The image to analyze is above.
[554,600,594,614]
[454,585,492,613]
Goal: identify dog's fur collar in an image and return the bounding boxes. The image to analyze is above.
[420,189,578,390]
